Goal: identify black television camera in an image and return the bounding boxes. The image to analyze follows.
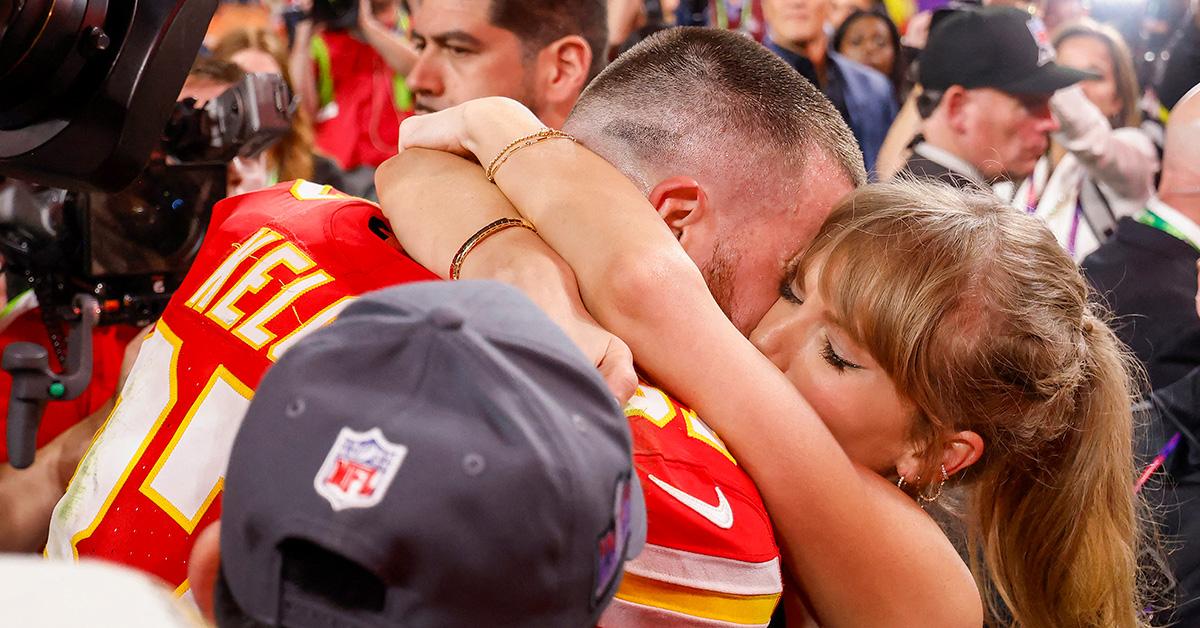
[0,0,294,468]
[2,72,297,331]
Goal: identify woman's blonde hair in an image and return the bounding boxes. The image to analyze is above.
[1053,19,1142,129]
[797,180,1151,627]
[212,27,315,182]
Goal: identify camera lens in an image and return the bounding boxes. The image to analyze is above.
[0,0,111,130]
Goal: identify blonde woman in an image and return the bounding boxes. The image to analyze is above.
[380,97,1152,627]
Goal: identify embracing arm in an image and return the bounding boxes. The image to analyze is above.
[374,150,636,401]
[399,98,981,626]
[0,403,108,552]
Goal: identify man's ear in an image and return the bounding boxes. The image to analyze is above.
[188,521,222,623]
[537,35,592,120]
[647,176,711,241]
[942,86,972,135]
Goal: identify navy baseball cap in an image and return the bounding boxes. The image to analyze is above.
[219,280,645,627]
[920,7,1093,94]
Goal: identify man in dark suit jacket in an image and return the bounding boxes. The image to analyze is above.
[762,0,897,177]
[1083,86,1200,390]
[1083,207,1200,390]
[898,7,1087,188]
[1092,87,1200,626]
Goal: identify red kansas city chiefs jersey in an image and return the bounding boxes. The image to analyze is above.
[602,383,782,627]
[46,181,435,595]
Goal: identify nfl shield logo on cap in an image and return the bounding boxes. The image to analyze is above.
[314,427,408,511]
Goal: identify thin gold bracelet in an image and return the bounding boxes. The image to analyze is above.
[485,129,576,183]
[449,218,538,280]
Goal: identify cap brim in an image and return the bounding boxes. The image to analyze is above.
[999,63,1097,94]
[624,473,648,560]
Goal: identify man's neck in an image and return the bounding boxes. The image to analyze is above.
[1160,192,1200,226]
[919,125,986,183]
[1160,169,1200,222]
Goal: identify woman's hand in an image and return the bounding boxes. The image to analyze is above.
[397,97,544,164]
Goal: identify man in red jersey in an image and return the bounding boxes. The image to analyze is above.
[45,180,437,590]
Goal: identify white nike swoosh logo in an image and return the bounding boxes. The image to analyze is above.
[647,474,734,529]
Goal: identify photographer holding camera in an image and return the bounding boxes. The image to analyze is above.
[0,55,291,552]
[288,0,418,198]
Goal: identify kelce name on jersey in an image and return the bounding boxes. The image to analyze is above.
[184,226,350,360]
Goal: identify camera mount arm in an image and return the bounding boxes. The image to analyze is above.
[3,294,98,469]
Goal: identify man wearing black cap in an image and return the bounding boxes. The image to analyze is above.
[185,281,646,627]
[901,6,1091,188]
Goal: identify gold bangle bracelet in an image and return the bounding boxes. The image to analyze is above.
[485,129,576,183]
[449,218,538,280]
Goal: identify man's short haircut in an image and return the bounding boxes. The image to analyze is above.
[565,27,865,203]
[489,0,608,81]
[188,56,246,85]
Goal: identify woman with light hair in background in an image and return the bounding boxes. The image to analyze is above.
[1004,19,1158,262]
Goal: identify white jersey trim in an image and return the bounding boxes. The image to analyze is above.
[623,543,782,596]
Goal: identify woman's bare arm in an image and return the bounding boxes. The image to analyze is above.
[374,149,636,401]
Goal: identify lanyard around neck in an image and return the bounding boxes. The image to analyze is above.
[1137,207,1200,252]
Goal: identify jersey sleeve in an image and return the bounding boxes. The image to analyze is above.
[601,384,782,627]
[46,181,438,595]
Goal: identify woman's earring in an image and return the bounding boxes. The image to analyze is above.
[918,465,950,505]
[896,475,908,491]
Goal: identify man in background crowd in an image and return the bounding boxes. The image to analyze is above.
[1084,85,1200,390]
[405,0,607,129]
[761,0,897,176]
[900,7,1088,189]
[1085,85,1200,627]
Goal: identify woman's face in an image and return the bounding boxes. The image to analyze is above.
[749,261,918,473]
[1055,35,1122,123]
[838,16,895,78]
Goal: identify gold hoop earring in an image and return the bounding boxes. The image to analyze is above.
[918,465,949,505]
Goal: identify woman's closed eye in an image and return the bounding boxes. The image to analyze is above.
[780,274,804,305]
[821,338,863,372]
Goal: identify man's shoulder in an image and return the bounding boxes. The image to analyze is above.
[829,52,894,104]
[1085,217,1197,272]
[623,384,777,561]
[901,151,955,181]
[209,180,431,282]
[609,384,782,627]
[214,180,370,230]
